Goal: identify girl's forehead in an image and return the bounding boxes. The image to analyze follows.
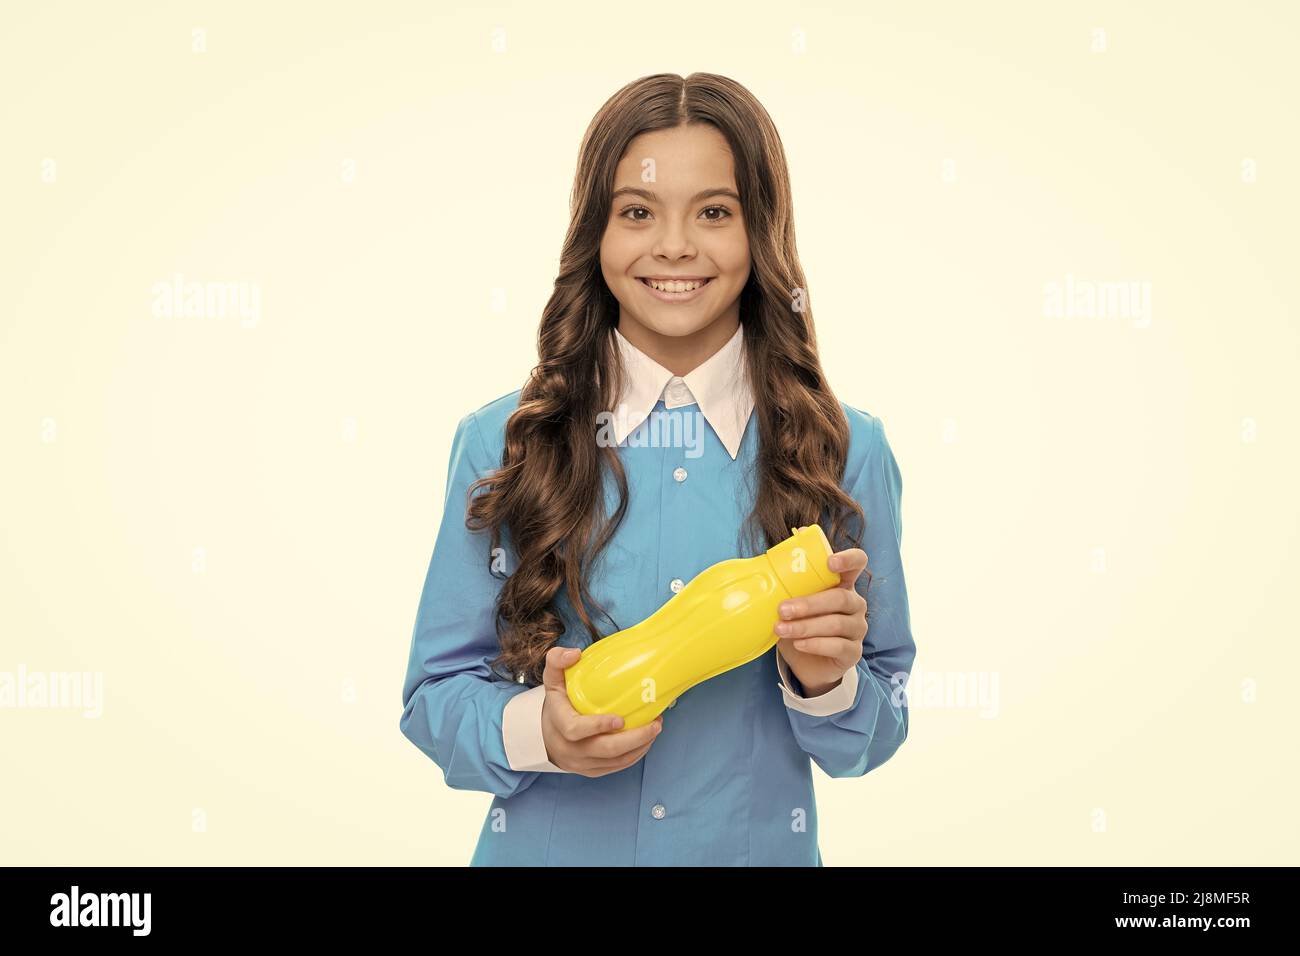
[615,138,737,189]
[623,125,731,156]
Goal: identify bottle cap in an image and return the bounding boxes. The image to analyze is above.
[766,524,839,596]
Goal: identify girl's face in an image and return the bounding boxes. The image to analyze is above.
[599,124,751,357]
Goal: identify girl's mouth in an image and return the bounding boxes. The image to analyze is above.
[637,277,714,303]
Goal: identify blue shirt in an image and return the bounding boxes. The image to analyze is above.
[399,332,915,866]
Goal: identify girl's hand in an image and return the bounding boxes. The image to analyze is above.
[773,548,869,697]
[541,646,664,777]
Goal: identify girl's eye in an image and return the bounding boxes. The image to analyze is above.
[616,205,735,223]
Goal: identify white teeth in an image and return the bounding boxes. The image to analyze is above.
[645,278,708,293]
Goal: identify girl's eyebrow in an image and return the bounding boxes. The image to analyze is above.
[611,186,741,204]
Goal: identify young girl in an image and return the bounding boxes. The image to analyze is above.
[399,72,915,866]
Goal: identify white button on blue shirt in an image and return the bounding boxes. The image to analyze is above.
[399,321,915,866]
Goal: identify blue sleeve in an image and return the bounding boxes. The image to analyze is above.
[782,415,916,777]
[398,410,545,799]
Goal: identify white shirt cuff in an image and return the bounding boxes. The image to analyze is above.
[502,683,568,772]
[775,647,860,717]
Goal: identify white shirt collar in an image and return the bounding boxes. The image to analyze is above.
[607,322,754,460]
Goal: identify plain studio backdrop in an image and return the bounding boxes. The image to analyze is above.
[1,0,1296,864]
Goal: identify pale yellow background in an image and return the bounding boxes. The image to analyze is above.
[2,0,1296,865]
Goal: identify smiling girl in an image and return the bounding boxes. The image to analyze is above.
[399,72,915,866]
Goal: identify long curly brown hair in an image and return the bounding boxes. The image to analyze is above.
[466,72,866,687]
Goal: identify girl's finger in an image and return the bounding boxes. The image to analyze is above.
[775,612,863,642]
[828,548,868,588]
[784,634,858,660]
[586,730,659,773]
[779,586,861,620]
[558,702,629,740]
[590,717,662,758]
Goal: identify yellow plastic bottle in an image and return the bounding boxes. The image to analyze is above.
[565,524,840,729]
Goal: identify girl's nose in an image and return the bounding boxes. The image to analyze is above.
[652,221,695,258]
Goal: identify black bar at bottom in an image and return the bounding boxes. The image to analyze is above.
[0,866,1284,942]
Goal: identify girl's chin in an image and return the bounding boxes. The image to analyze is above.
[627,314,720,338]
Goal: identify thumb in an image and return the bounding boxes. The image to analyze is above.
[542,646,581,692]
